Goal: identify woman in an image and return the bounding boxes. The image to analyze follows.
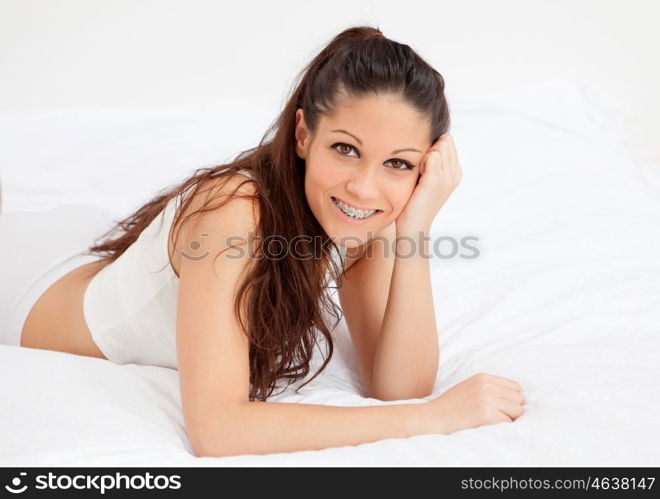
[2,26,524,457]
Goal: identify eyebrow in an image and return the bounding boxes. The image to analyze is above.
[330,129,423,154]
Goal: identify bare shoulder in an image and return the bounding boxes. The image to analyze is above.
[175,171,261,296]
[170,172,260,269]
[179,172,258,227]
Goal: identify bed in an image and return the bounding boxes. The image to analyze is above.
[1,79,658,466]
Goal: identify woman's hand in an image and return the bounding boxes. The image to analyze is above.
[395,134,462,234]
[417,373,526,435]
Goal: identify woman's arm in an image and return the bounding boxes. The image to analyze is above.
[371,225,439,400]
[175,175,439,458]
[194,399,425,458]
[339,222,438,402]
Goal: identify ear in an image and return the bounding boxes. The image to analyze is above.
[294,108,310,159]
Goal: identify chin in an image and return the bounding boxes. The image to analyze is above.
[335,228,381,250]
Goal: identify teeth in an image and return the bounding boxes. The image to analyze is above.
[333,197,378,219]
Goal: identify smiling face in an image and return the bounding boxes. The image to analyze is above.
[294,92,432,249]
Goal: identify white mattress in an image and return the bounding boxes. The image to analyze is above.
[1,79,659,466]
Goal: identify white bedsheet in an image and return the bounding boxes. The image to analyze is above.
[1,79,659,466]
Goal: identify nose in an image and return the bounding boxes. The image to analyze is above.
[345,167,380,203]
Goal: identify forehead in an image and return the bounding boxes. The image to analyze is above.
[319,93,430,145]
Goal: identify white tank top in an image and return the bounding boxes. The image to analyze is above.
[83,169,346,369]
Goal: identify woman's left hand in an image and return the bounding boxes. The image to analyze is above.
[395,133,462,234]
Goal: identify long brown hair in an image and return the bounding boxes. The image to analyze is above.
[85,25,451,401]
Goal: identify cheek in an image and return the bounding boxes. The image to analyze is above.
[304,160,337,211]
[306,159,342,191]
[388,183,416,211]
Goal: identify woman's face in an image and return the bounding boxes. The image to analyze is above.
[295,92,431,249]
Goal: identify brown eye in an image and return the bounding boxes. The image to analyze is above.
[332,142,357,156]
[390,159,413,170]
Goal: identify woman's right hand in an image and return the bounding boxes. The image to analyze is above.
[419,373,526,435]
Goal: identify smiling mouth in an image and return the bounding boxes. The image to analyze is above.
[331,196,383,220]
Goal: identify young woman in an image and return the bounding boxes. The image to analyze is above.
[2,26,524,457]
